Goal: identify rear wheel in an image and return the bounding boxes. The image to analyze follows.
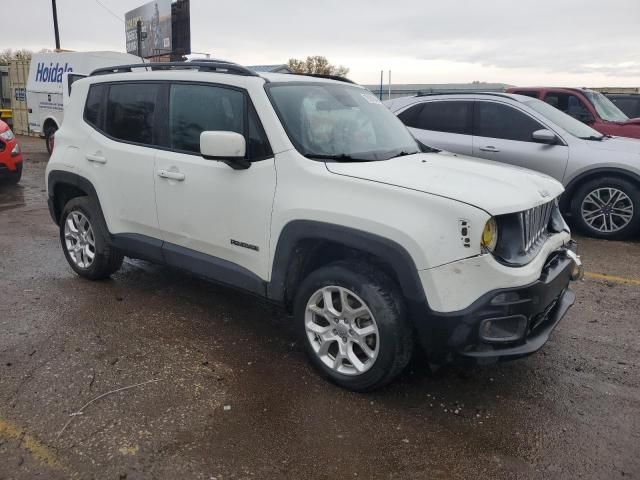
[571,177,640,240]
[294,261,413,392]
[44,124,57,154]
[60,197,123,279]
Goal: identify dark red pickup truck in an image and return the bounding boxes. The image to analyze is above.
[506,87,640,139]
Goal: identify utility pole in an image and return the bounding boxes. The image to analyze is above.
[51,0,61,50]
[136,20,143,57]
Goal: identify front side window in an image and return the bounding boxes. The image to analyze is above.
[415,101,472,134]
[543,92,593,123]
[170,83,245,153]
[105,83,161,145]
[474,102,544,142]
[267,83,419,161]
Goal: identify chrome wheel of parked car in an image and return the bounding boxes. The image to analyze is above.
[580,187,634,233]
[305,285,380,376]
[64,211,96,268]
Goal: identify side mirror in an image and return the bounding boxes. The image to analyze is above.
[532,129,558,145]
[200,131,249,170]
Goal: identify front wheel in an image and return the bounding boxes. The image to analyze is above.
[294,261,413,392]
[571,177,640,240]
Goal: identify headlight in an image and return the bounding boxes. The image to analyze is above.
[0,129,15,141]
[481,217,498,252]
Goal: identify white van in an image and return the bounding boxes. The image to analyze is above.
[27,51,140,153]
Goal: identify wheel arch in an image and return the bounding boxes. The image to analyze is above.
[268,220,428,314]
[42,117,59,134]
[561,167,640,212]
[48,171,103,226]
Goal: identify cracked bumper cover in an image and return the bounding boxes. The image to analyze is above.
[417,250,576,365]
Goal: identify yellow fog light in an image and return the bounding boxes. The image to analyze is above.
[481,217,498,252]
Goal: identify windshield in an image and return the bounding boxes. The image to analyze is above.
[524,98,604,139]
[584,90,628,122]
[267,83,420,161]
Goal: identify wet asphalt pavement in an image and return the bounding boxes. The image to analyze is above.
[0,137,639,479]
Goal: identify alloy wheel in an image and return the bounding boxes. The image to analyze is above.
[64,211,96,268]
[304,286,380,376]
[581,187,634,233]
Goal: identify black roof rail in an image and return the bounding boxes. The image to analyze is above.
[416,91,511,98]
[287,72,357,84]
[89,61,260,78]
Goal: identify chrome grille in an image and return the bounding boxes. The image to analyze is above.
[520,201,554,252]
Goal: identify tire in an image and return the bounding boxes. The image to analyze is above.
[2,165,21,185]
[571,176,640,240]
[44,125,57,155]
[293,261,413,392]
[59,197,123,280]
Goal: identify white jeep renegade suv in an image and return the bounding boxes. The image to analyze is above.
[46,62,582,391]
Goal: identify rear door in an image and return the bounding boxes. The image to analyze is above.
[81,81,163,240]
[398,100,473,155]
[472,100,569,182]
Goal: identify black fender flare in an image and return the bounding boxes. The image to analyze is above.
[47,170,103,224]
[561,167,640,210]
[267,220,428,308]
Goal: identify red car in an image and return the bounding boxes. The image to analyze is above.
[0,119,23,184]
[506,87,640,139]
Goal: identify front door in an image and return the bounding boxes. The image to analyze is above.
[154,83,276,280]
[472,100,569,182]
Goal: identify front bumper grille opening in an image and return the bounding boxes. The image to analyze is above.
[520,201,554,254]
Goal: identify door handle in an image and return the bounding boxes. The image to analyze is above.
[86,153,107,164]
[157,169,185,181]
[479,146,500,153]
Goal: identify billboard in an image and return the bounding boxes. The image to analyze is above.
[125,0,172,58]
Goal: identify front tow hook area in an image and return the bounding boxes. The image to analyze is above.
[564,248,584,281]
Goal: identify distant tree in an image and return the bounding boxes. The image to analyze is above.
[0,48,37,65]
[288,56,349,77]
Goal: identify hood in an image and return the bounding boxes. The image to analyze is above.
[325,151,564,216]
[0,120,8,133]
[622,118,640,126]
[585,135,640,155]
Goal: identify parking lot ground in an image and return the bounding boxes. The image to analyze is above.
[0,137,638,479]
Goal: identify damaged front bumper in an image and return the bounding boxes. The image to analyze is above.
[417,246,581,365]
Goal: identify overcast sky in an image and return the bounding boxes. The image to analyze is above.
[4,0,640,86]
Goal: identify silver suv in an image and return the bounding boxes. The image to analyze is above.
[386,92,640,240]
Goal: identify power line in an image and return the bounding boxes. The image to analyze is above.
[93,0,124,24]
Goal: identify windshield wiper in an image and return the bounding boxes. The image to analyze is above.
[578,135,605,141]
[304,153,371,162]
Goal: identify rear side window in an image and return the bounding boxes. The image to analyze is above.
[105,83,162,145]
[543,92,590,119]
[474,102,544,142]
[415,101,472,134]
[170,83,245,153]
[84,84,106,129]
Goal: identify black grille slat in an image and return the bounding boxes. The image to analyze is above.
[519,201,554,254]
